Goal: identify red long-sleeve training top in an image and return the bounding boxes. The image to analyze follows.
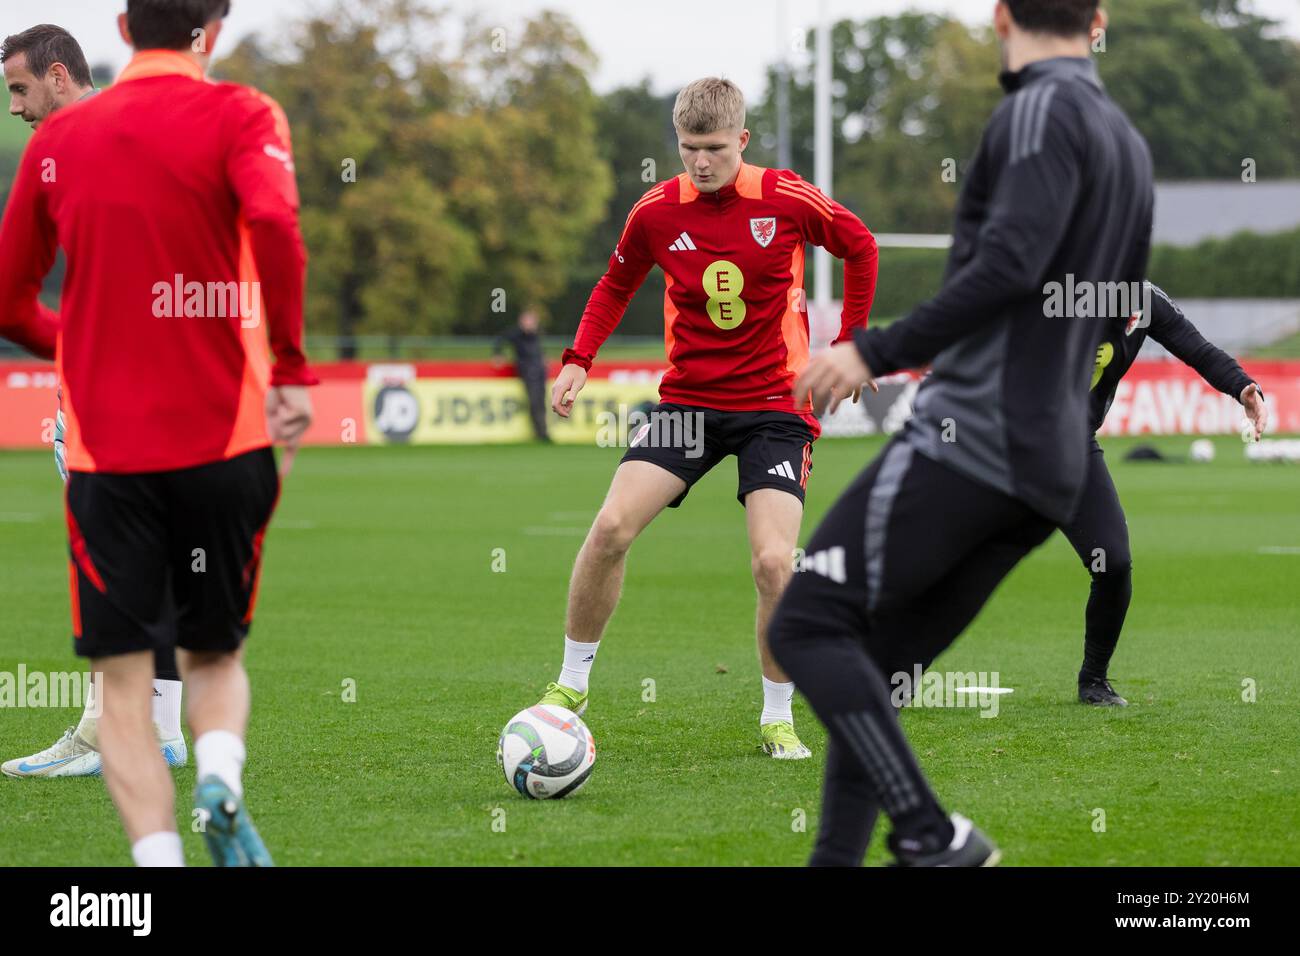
[0,50,314,474]
[564,163,878,437]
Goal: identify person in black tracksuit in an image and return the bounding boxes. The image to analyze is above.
[1068,282,1265,705]
[768,0,1155,867]
[494,310,551,442]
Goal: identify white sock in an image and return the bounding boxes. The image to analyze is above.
[131,831,184,867]
[195,730,246,798]
[75,680,99,748]
[152,679,183,741]
[761,677,796,726]
[558,636,599,694]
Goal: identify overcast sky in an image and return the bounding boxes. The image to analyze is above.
[9,0,1300,102]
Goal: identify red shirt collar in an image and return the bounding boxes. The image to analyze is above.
[679,162,764,203]
[117,50,207,84]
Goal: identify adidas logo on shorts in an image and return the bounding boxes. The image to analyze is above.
[799,547,847,584]
[767,461,797,481]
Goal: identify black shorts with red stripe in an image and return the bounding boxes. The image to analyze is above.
[65,447,279,659]
[619,402,814,507]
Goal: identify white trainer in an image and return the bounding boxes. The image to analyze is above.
[160,734,188,768]
[2,727,103,778]
[3,725,188,777]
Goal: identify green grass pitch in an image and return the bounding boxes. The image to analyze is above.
[1,434,1297,866]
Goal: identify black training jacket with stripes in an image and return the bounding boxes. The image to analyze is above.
[1089,281,1255,434]
[854,56,1154,524]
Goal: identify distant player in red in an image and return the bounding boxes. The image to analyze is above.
[1,22,192,782]
[535,78,879,759]
[0,0,314,866]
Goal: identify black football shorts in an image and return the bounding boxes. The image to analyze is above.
[65,447,279,659]
[620,402,814,507]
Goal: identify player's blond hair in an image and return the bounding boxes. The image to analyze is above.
[672,77,746,134]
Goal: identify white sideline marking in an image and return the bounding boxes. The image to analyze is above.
[0,512,40,523]
[951,687,1014,695]
[1258,546,1300,555]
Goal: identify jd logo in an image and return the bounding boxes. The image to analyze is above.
[374,386,420,442]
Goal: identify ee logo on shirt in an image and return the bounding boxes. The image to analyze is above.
[703,259,746,330]
[1091,341,1114,390]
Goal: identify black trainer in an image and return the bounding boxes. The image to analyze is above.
[890,814,1002,867]
[1079,676,1128,706]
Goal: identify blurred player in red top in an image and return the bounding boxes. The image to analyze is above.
[0,22,195,784]
[0,0,314,867]
[535,78,879,759]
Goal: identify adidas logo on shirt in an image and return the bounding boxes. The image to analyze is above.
[767,461,797,481]
[668,232,697,252]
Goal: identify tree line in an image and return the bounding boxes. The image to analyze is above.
[4,0,1297,347]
